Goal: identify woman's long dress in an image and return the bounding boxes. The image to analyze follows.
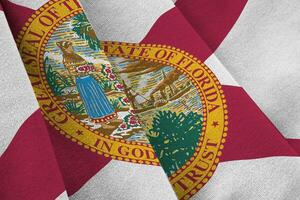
[76,75,115,122]
[57,41,116,123]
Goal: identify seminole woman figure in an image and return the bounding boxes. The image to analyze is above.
[56,41,117,126]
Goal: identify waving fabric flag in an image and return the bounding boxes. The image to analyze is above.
[0,3,68,200]
[174,0,300,153]
[0,0,299,200]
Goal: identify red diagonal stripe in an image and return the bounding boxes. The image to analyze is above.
[175,0,247,51]
[0,110,112,198]
[142,7,212,61]
[221,85,297,162]
[0,110,66,200]
[287,139,300,155]
[2,1,300,198]
[46,117,112,195]
[1,0,34,38]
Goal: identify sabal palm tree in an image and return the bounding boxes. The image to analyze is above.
[72,13,100,51]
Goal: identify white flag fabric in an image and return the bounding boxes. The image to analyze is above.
[0,0,300,200]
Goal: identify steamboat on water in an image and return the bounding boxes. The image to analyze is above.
[123,70,192,114]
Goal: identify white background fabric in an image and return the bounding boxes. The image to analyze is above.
[56,191,69,200]
[192,157,300,200]
[215,0,300,138]
[9,0,48,10]
[3,1,300,200]
[80,0,174,43]
[0,11,39,156]
[70,160,177,200]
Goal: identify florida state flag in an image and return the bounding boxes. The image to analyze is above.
[0,0,300,200]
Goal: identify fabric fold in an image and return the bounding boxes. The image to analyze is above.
[1,0,300,199]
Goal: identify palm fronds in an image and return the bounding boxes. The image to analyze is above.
[72,13,100,51]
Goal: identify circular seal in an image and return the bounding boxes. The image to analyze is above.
[16,0,228,199]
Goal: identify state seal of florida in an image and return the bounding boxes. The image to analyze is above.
[16,0,228,199]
